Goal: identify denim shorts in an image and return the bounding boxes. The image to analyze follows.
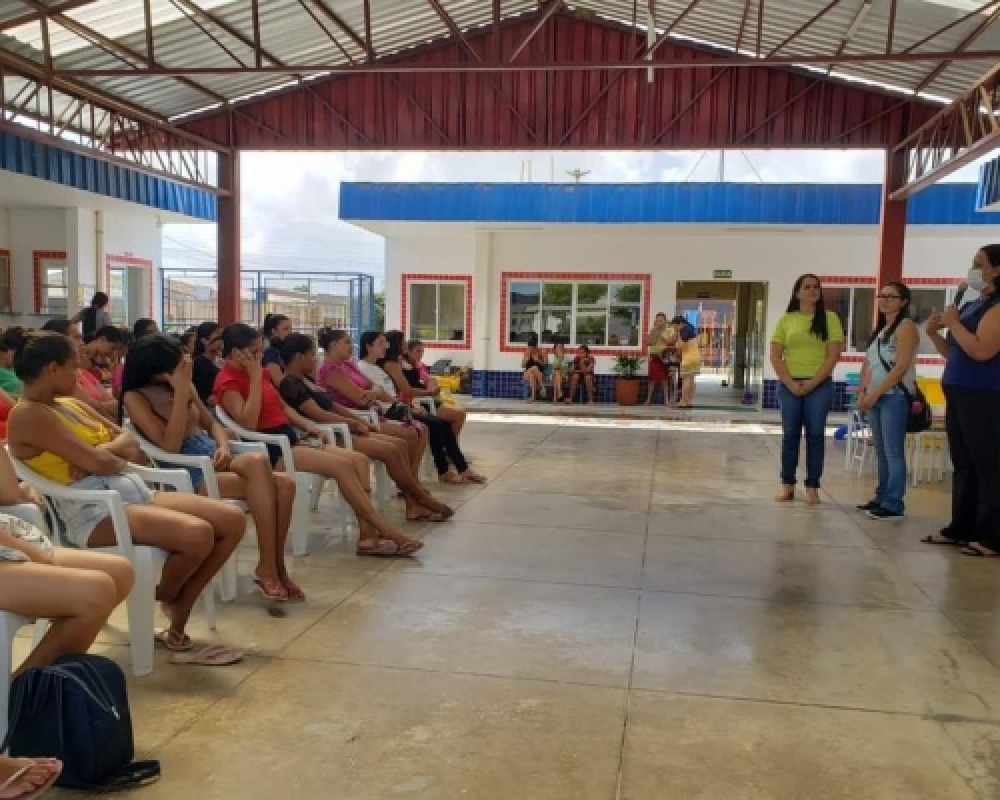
[179,431,218,491]
[50,473,154,548]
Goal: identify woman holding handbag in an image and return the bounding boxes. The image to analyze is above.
[856,282,919,521]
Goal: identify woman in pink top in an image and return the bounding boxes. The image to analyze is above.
[318,328,429,481]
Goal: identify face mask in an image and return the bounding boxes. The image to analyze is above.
[968,268,988,292]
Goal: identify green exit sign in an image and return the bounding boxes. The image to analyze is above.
[713,269,733,279]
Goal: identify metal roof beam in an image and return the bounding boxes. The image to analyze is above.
[0,0,99,32]
[52,47,1000,76]
[913,0,1000,95]
[890,61,1000,199]
[767,0,846,57]
[508,0,563,63]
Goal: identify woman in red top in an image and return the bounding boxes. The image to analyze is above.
[214,324,423,558]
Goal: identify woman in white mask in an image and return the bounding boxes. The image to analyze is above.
[924,245,1000,557]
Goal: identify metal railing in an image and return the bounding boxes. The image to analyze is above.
[160,269,376,343]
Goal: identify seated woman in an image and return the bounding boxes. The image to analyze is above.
[372,331,484,485]
[0,444,133,677]
[40,320,118,421]
[192,321,223,406]
[132,318,158,338]
[568,345,596,404]
[214,324,424,557]
[0,328,24,397]
[261,313,292,387]
[404,339,467,440]
[318,328,429,480]
[548,342,571,403]
[279,333,451,522]
[7,333,245,657]
[122,334,300,601]
[521,334,547,402]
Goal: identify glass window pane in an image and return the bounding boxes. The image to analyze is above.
[609,305,640,346]
[541,283,572,307]
[909,288,948,355]
[541,311,571,344]
[408,284,438,340]
[850,288,874,353]
[610,283,642,305]
[438,284,465,342]
[577,311,607,347]
[509,281,541,343]
[577,283,609,308]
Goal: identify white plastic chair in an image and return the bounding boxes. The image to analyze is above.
[415,396,438,416]
[214,407,334,557]
[845,410,874,475]
[907,430,951,486]
[0,503,51,747]
[124,421,268,603]
[9,455,214,677]
[311,416,390,511]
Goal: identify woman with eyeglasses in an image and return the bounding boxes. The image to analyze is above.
[769,274,845,504]
[923,245,1000,557]
[856,283,918,521]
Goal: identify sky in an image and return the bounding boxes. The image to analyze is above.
[162,149,993,288]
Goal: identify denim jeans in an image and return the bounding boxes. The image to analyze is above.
[868,389,909,514]
[777,379,834,489]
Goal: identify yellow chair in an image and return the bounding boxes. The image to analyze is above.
[915,376,945,409]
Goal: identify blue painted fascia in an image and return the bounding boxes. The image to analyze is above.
[341,181,1000,227]
[0,130,216,221]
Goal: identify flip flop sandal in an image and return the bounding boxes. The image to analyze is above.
[169,645,245,666]
[154,629,193,652]
[921,534,966,547]
[0,761,61,800]
[960,545,1000,558]
[283,581,306,603]
[406,511,446,522]
[357,539,422,558]
[398,540,424,556]
[253,575,289,601]
[461,473,487,484]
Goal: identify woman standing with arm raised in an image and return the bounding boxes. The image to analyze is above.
[923,245,1000,557]
[769,274,845,505]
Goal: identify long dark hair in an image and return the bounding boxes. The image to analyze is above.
[263,313,290,346]
[866,282,911,349]
[280,332,315,366]
[13,332,75,382]
[317,327,349,351]
[132,318,157,338]
[222,323,260,357]
[118,334,184,425]
[981,244,1000,269]
[383,330,404,364]
[359,330,382,361]
[786,273,830,341]
[41,318,73,336]
[194,321,220,356]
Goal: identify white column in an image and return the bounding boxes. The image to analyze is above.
[473,231,494,372]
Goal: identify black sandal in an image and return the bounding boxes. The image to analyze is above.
[921,534,966,547]
[960,544,1000,558]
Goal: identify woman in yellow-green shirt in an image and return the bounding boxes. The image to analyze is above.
[770,274,845,505]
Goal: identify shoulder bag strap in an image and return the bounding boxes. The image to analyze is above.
[875,337,913,401]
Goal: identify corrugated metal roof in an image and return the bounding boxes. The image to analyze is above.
[339,180,1000,226]
[1,0,997,121]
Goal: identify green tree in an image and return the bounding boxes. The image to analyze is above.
[374,290,385,331]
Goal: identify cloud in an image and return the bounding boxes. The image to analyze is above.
[164,149,994,281]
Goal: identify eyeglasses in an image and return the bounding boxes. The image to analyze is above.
[877,294,902,300]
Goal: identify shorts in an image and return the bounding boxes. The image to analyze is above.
[259,424,301,467]
[680,363,701,377]
[179,431,218,490]
[0,512,53,562]
[50,473,155,548]
[648,356,669,382]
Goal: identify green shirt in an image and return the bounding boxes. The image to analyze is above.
[771,311,844,378]
[0,367,22,396]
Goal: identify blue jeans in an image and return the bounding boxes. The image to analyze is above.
[778,379,834,489]
[868,389,909,514]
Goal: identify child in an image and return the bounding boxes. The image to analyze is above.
[548,343,571,403]
[568,345,596,404]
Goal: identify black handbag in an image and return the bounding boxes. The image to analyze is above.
[3,653,159,791]
[876,342,932,434]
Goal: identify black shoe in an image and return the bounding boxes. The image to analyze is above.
[867,508,904,521]
[857,501,880,512]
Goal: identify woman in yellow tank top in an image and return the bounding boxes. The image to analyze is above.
[8,333,246,656]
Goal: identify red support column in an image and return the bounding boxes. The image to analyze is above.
[878,148,908,290]
[217,149,241,325]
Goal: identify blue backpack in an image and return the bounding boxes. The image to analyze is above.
[3,653,159,790]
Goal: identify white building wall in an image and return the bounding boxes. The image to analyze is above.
[383,223,998,380]
[6,208,68,327]
[102,212,162,322]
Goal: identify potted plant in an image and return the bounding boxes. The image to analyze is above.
[613,355,643,406]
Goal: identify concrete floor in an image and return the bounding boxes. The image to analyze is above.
[24,416,1000,799]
